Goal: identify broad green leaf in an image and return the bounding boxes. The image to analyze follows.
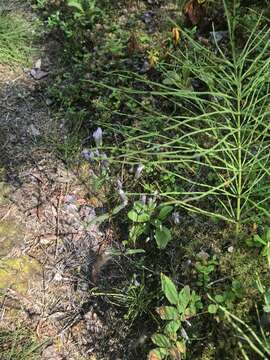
[214,295,224,303]
[158,206,174,221]
[164,320,181,338]
[67,0,84,12]
[161,273,178,305]
[155,226,172,249]
[178,286,191,313]
[128,209,150,223]
[156,306,179,320]
[208,304,219,314]
[151,334,171,348]
[129,224,146,243]
[253,234,266,246]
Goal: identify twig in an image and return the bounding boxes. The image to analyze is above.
[207,274,234,288]
[54,187,63,257]
[0,206,13,221]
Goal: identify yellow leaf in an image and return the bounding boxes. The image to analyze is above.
[172,27,181,45]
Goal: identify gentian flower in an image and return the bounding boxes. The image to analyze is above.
[93,127,103,147]
[135,164,144,179]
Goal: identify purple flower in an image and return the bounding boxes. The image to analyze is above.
[140,195,146,205]
[172,211,180,225]
[81,149,92,161]
[93,127,103,147]
[135,164,144,179]
[148,191,157,206]
[116,179,127,206]
[181,327,189,341]
[100,152,109,169]
[118,189,128,206]
[65,194,77,203]
[116,179,123,189]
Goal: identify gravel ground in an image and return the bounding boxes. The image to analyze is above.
[0,23,127,360]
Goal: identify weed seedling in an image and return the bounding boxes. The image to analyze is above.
[149,273,202,359]
[127,201,174,249]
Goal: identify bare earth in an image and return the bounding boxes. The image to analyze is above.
[0,29,124,360]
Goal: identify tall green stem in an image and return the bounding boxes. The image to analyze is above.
[236,79,242,234]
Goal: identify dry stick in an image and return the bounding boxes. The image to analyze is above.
[36,179,42,221]
[54,187,63,257]
[0,206,14,222]
[207,274,234,288]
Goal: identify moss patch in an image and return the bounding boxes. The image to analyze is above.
[0,220,25,257]
[0,256,41,293]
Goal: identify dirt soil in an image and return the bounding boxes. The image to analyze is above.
[0,11,126,360]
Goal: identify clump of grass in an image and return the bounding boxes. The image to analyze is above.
[220,305,270,359]
[0,11,34,66]
[0,327,45,360]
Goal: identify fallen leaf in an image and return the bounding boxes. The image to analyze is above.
[172,27,181,45]
[184,0,206,26]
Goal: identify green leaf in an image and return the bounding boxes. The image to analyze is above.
[266,228,270,242]
[253,234,266,246]
[125,248,145,255]
[151,334,171,348]
[161,273,178,305]
[155,226,172,249]
[158,206,174,221]
[208,304,219,314]
[214,295,224,303]
[178,286,191,313]
[164,320,181,338]
[156,306,179,320]
[262,242,270,258]
[129,224,147,243]
[128,209,150,223]
[67,0,84,12]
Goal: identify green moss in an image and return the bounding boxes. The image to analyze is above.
[0,220,25,257]
[0,256,41,293]
[0,174,27,258]
[200,344,216,360]
[219,248,269,318]
[0,181,9,201]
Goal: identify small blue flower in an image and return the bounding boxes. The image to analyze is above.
[181,327,189,342]
[100,152,109,169]
[172,211,180,225]
[81,149,92,161]
[135,164,144,179]
[93,127,103,147]
[118,189,128,206]
[140,195,146,204]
